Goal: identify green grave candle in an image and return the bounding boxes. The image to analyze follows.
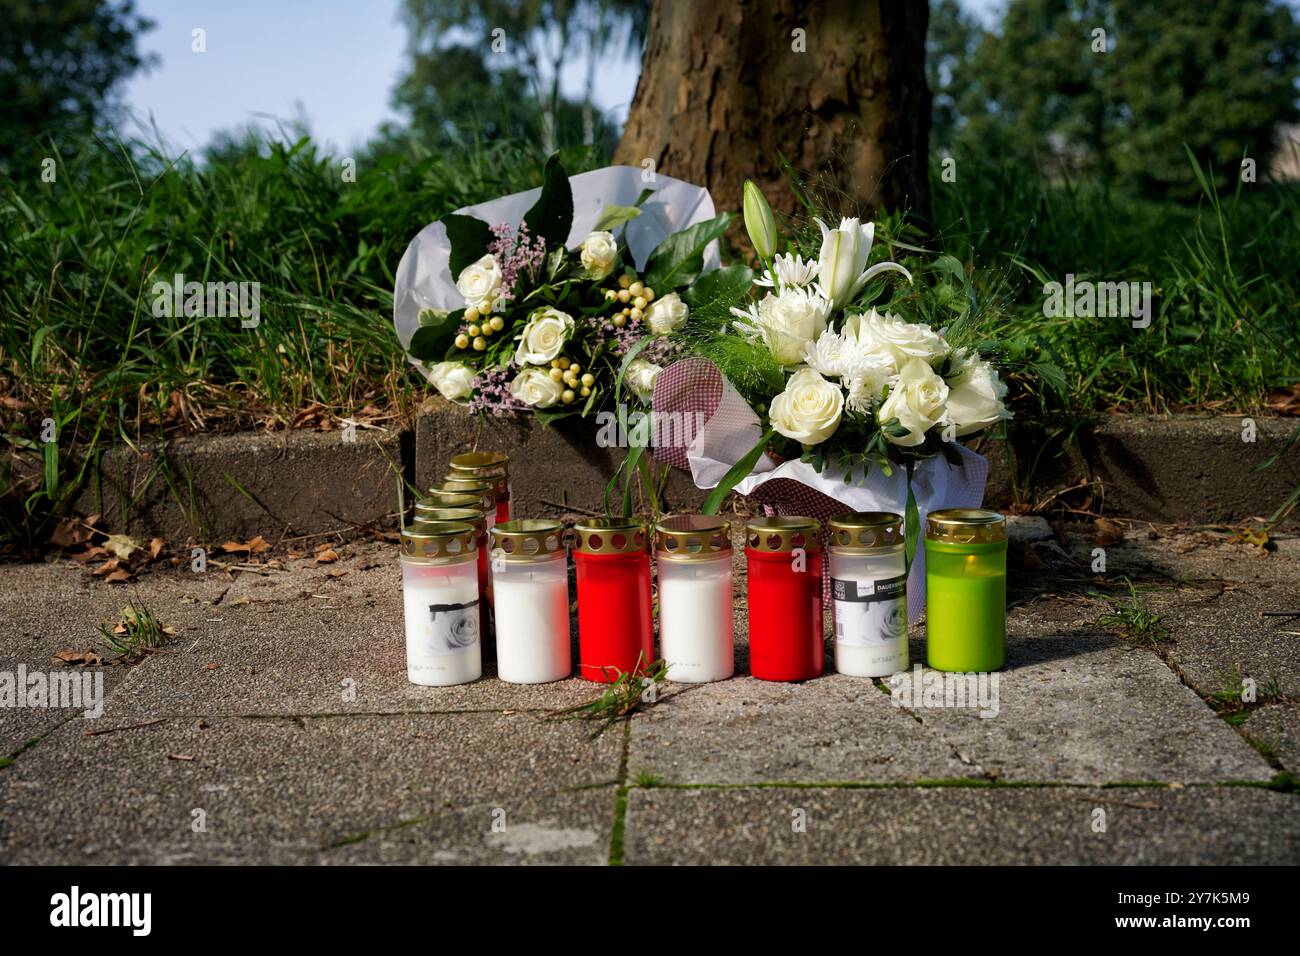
[924,509,1007,672]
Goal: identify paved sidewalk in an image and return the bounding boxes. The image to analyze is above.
[0,523,1296,865]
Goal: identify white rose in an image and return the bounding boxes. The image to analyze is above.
[429,362,475,401]
[456,254,503,307]
[514,307,574,365]
[580,231,618,280]
[731,286,830,365]
[509,367,563,408]
[625,358,662,403]
[878,357,950,447]
[769,367,844,446]
[845,308,948,369]
[946,357,1011,436]
[644,292,689,336]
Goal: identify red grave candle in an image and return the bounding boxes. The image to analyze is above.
[745,516,824,681]
[448,451,511,525]
[574,518,653,682]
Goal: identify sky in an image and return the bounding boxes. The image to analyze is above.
[124,0,1289,155]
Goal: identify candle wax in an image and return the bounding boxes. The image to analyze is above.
[659,558,733,683]
[493,568,571,684]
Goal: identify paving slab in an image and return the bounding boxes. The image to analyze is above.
[104,550,606,719]
[0,711,620,865]
[896,622,1274,785]
[629,674,973,785]
[1243,703,1300,773]
[622,785,1300,865]
[0,560,228,755]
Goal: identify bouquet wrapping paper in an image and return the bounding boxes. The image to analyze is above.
[652,357,989,623]
[393,165,720,383]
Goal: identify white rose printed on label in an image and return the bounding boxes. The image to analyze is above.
[421,599,480,656]
[832,573,906,647]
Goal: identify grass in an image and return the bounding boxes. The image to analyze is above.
[547,656,669,738]
[1093,577,1168,645]
[97,598,170,659]
[2,129,1297,547]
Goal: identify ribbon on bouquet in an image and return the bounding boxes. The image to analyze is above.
[651,357,989,623]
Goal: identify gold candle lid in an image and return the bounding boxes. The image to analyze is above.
[490,519,566,562]
[745,515,820,553]
[925,508,1006,544]
[828,512,904,551]
[573,518,649,555]
[426,485,494,513]
[655,514,731,560]
[414,507,486,537]
[401,520,477,559]
[449,450,509,478]
[414,495,484,519]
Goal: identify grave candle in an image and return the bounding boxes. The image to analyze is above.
[745,516,824,682]
[413,505,493,663]
[924,509,1007,672]
[655,514,734,683]
[573,518,653,683]
[436,478,499,530]
[400,520,481,686]
[448,451,511,525]
[829,512,908,678]
[490,519,571,684]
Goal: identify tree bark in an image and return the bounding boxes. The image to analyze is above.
[615,0,932,231]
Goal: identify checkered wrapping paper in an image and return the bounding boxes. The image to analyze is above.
[652,357,990,623]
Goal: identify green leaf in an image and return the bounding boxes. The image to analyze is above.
[523,154,573,251]
[443,215,493,278]
[408,309,463,361]
[593,203,643,234]
[904,461,919,572]
[702,428,775,515]
[683,264,754,308]
[644,213,732,291]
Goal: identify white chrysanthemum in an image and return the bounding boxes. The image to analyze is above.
[755,253,819,289]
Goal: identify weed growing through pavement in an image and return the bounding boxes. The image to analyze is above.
[98,599,172,660]
[548,655,668,738]
[1207,665,1283,725]
[1094,577,1167,645]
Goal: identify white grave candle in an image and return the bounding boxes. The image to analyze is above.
[490,520,571,684]
[829,513,908,678]
[401,521,482,686]
[656,515,734,683]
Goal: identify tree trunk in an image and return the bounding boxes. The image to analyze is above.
[615,0,932,232]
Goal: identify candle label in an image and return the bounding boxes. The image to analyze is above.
[425,599,480,655]
[832,574,906,647]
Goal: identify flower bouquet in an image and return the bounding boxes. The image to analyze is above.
[392,157,727,420]
[650,181,1012,620]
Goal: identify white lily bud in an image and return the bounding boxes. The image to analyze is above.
[743,179,778,262]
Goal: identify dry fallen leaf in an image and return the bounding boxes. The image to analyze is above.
[205,662,219,670]
[103,533,141,560]
[149,537,165,560]
[227,594,252,607]
[49,518,93,550]
[51,649,104,667]
[1091,517,1126,547]
[316,548,339,564]
[220,535,272,555]
[91,559,120,577]
[326,568,348,578]
[105,569,133,584]
[167,753,195,762]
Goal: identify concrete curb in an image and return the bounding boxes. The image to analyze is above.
[11,409,1292,542]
